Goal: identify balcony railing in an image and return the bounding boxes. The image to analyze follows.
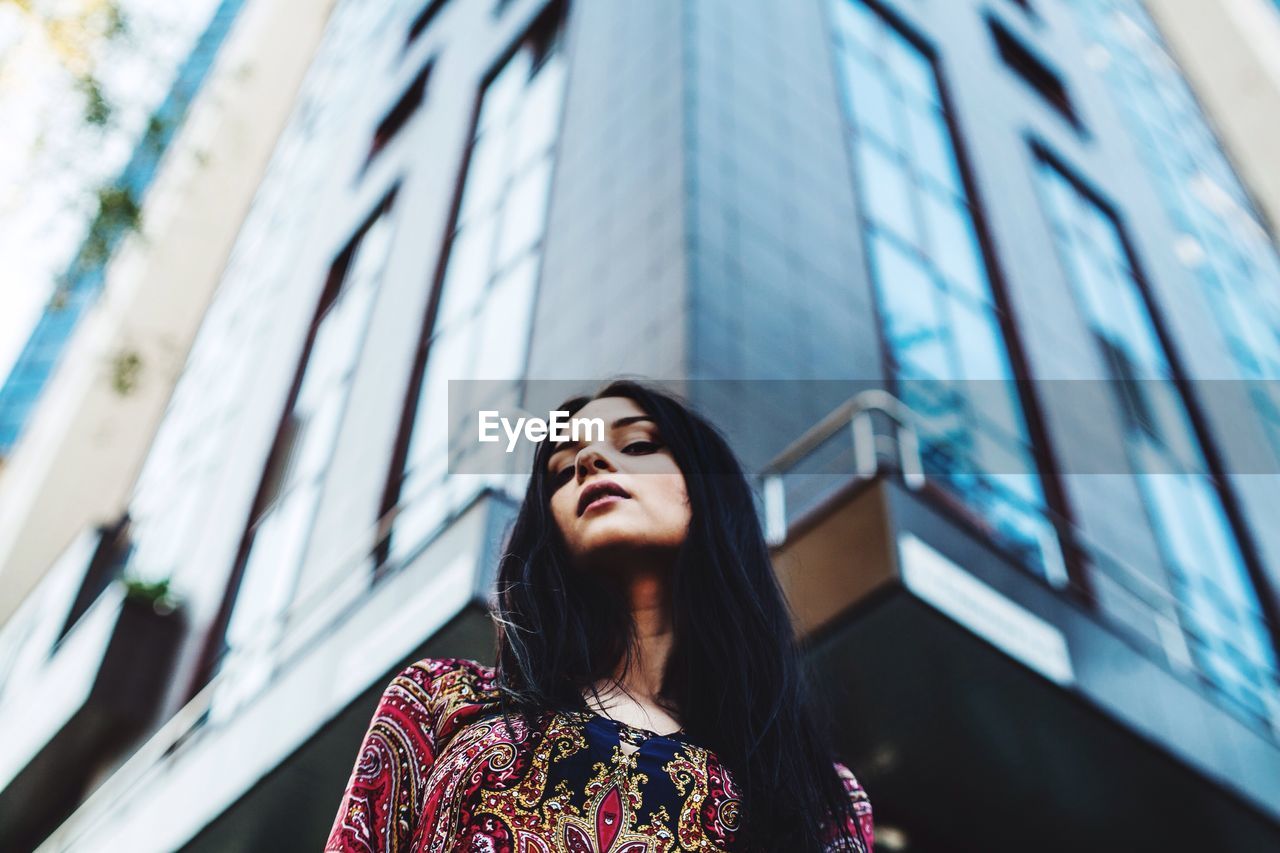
[759,389,1280,741]
[760,389,925,548]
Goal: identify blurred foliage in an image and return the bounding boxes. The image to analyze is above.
[89,183,143,258]
[3,0,130,75]
[3,0,143,304]
[109,347,143,395]
[120,575,179,613]
[48,182,144,310]
[74,72,111,126]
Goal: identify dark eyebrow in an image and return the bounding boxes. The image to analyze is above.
[548,415,657,459]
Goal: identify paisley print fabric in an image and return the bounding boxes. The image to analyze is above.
[326,658,874,852]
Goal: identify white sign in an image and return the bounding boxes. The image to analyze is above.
[899,533,1075,686]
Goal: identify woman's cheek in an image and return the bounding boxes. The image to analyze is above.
[551,491,577,541]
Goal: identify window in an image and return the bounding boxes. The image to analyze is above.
[205,193,398,713]
[829,0,1064,581]
[988,15,1081,130]
[58,514,134,642]
[381,1,568,570]
[1034,154,1280,728]
[1004,0,1043,27]
[365,60,433,170]
[1069,0,1280,467]
[406,0,448,48]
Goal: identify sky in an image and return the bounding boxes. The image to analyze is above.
[0,0,219,384]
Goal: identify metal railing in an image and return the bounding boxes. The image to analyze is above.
[758,389,1280,741]
[760,389,925,547]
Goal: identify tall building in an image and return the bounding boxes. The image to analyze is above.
[0,0,339,844]
[0,0,336,626]
[0,0,245,457]
[1144,0,1280,233]
[1,0,1279,850]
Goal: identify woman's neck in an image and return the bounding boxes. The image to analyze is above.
[584,567,681,733]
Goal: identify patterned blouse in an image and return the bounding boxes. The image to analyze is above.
[326,657,874,852]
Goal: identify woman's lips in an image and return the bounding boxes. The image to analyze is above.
[581,494,628,514]
[577,480,632,515]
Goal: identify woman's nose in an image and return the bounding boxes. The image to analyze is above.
[575,446,615,479]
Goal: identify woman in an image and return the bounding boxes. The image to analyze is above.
[326,379,874,852]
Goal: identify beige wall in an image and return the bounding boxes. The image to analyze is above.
[0,0,337,623]
[1146,0,1280,230]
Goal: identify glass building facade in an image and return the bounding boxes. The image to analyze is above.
[1072,0,1280,454]
[122,0,401,584]
[120,0,405,710]
[385,4,567,568]
[213,197,398,715]
[828,0,1062,582]
[1035,154,1280,729]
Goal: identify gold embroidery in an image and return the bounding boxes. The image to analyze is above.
[472,712,702,852]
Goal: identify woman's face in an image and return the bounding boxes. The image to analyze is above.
[546,396,691,572]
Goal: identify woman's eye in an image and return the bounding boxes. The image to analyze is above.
[550,441,661,487]
[623,440,660,454]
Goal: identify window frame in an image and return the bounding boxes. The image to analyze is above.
[824,0,1084,595]
[362,58,435,176]
[1029,138,1280,727]
[190,188,401,702]
[986,13,1085,133]
[405,0,449,51]
[375,0,570,575]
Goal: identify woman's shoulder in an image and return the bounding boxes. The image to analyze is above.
[396,656,496,688]
[366,653,499,753]
[327,658,500,848]
[390,656,498,702]
[832,761,869,801]
[831,761,874,851]
[371,653,499,722]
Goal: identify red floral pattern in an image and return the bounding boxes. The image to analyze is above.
[326,658,873,852]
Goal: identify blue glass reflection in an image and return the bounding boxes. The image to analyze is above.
[1035,157,1280,727]
[830,0,1059,579]
[1072,0,1280,458]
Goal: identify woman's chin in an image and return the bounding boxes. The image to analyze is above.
[575,528,647,556]
[572,529,684,572]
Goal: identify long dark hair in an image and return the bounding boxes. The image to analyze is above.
[493,378,863,852]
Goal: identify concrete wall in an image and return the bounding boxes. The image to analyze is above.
[525,0,689,381]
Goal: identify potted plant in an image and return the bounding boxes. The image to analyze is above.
[119,574,180,615]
